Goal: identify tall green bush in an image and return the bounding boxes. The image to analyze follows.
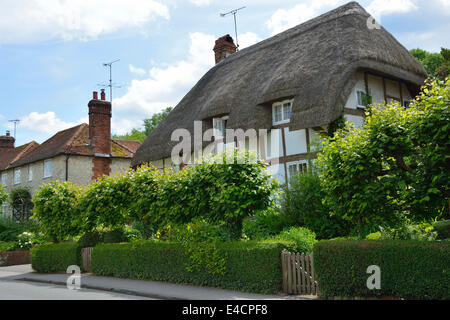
[32,181,84,242]
[0,185,7,214]
[317,78,450,236]
[280,171,351,239]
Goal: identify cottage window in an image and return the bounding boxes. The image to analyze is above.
[357,91,371,108]
[13,169,21,185]
[28,165,33,181]
[213,116,228,139]
[1,173,7,186]
[288,161,308,180]
[43,160,52,178]
[272,100,292,125]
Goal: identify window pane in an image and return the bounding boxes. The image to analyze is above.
[283,103,292,120]
[14,169,20,184]
[1,173,7,186]
[28,165,33,181]
[274,105,282,123]
[44,160,52,178]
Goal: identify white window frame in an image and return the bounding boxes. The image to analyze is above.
[13,168,21,185]
[213,115,229,139]
[357,90,367,108]
[43,160,52,178]
[287,160,308,181]
[1,172,7,187]
[272,99,293,126]
[28,165,33,182]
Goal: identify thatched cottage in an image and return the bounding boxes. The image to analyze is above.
[132,1,427,184]
[0,90,140,218]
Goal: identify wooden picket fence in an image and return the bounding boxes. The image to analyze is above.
[281,250,319,295]
[81,247,93,273]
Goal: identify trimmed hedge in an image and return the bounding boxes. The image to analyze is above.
[92,240,296,294]
[433,220,450,240]
[314,240,450,300]
[31,243,81,273]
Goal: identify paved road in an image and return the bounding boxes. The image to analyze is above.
[0,265,152,300]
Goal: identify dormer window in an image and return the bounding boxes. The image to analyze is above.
[272,100,292,125]
[213,116,228,139]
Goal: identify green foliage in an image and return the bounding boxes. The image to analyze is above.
[113,107,173,142]
[0,216,40,242]
[280,171,351,239]
[0,185,7,214]
[143,107,173,136]
[32,181,84,242]
[410,48,445,76]
[31,243,82,273]
[317,78,450,237]
[17,231,47,250]
[0,241,20,252]
[243,214,281,240]
[314,240,450,299]
[433,220,450,240]
[102,228,128,243]
[79,171,134,231]
[8,188,33,221]
[376,222,437,241]
[112,128,147,143]
[273,227,317,253]
[77,231,104,248]
[92,240,296,294]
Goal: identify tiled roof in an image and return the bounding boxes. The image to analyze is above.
[0,141,39,171]
[2,123,141,170]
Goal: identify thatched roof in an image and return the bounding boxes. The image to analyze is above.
[132,1,427,166]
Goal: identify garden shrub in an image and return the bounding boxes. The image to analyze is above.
[0,185,6,214]
[102,229,129,243]
[32,181,84,242]
[0,241,20,252]
[243,210,287,240]
[314,240,450,299]
[31,243,82,273]
[92,240,297,294]
[433,220,450,240]
[0,217,40,242]
[317,78,450,236]
[273,227,317,253]
[77,231,104,248]
[280,171,350,239]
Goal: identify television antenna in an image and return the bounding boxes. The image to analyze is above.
[101,59,121,103]
[8,119,20,139]
[220,6,246,51]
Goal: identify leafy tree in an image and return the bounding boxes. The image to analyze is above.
[79,170,134,232]
[9,188,33,221]
[112,128,146,143]
[410,48,450,79]
[317,78,449,237]
[143,107,173,136]
[32,181,84,242]
[112,107,173,142]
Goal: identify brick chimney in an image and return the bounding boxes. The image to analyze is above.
[88,90,112,180]
[213,34,237,64]
[0,131,15,154]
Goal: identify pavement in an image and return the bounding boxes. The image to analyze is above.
[0,264,314,300]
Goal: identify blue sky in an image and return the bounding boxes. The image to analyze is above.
[1,0,449,146]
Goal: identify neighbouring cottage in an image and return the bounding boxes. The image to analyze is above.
[0,90,140,218]
[132,1,427,184]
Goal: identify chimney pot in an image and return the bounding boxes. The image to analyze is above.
[213,34,237,64]
[6,131,10,137]
[93,91,98,100]
[100,89,106,101]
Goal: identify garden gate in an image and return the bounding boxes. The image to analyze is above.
[281,250,319,295]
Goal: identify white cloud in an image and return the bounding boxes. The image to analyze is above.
[238,32,263,49]
[189,0,211,6]
[112,32,216,135]
[0,0,169,44]
[129,65,147,76]
[266,0,343,35]
[266,0,420,36]
[18,112,79,135]
[366,0,418,21]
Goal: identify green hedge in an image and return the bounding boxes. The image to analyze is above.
[433,220,450,240]
[92,240,296,294]
[314,240,450,300]
[31,243,81,273]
